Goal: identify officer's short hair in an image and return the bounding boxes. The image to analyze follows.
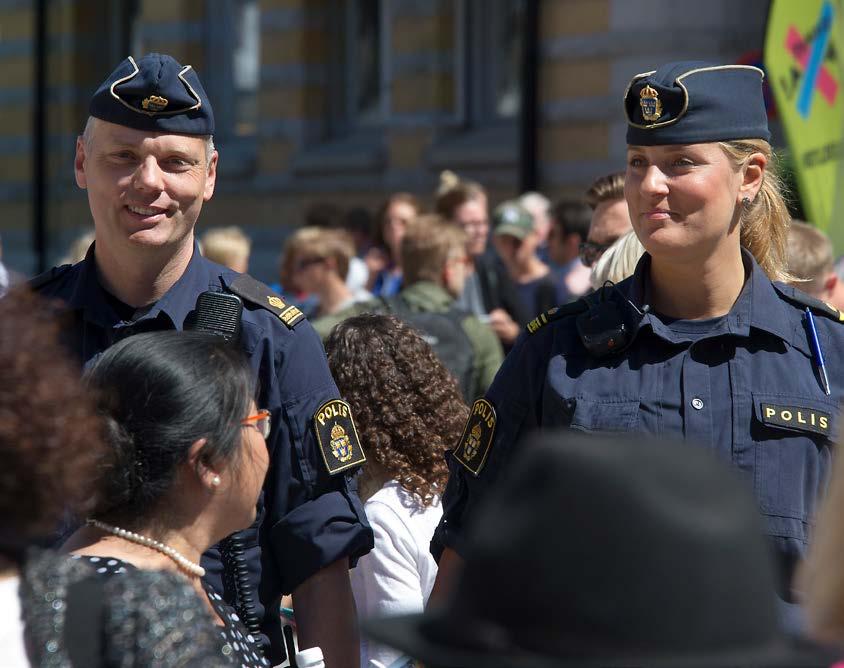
[551,200,592,240]
[402,215,467,285]
[585,172,625,210]
[200,226,252,269]
[81,116,216,167]
[786,220,833,291]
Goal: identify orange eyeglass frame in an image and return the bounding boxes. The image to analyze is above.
[241,409,271,439]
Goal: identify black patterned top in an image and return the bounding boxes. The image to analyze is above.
[20,549,238,666]
[72,555,269,667]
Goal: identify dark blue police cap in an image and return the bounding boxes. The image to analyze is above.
[89,53,214,135]
[624,61,770,145]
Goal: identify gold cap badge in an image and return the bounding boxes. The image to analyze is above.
[639,84,662,122]
[141,95,169,112]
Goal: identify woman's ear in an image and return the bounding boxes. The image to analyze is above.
[739,151,767,203]
[188,438,222,491]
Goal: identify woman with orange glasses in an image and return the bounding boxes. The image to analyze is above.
[63,331,271,667]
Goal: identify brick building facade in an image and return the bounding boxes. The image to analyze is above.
[0,0,770,281]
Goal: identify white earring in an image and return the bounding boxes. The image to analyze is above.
[211,475,221,487]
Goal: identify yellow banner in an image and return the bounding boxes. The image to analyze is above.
[765,0,844,249]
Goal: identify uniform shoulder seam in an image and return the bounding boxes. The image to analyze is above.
[772,282,844,323]
[29,264,72,291]
[526,298,590,335]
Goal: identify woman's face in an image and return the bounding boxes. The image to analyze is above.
[229,400,270,529]
[624,142,748,264]
[453,196,489,257]
[383,200,417,260]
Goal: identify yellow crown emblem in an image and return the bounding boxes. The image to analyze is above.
[331,423,347,439]
[471,423,482,438]
[141,95,169,112]
[268,296,285,309]
[639,84,662,122]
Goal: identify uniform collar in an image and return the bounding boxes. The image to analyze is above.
[141,242,215,328]
[624,249,805,351]
[67,241,215,330]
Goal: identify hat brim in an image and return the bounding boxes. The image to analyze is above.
[364,613,838,668]
[493,224,529,240]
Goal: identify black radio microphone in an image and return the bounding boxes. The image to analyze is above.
[184,290,243,343]
[183,289,263,640]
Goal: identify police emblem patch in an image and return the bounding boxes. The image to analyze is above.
[453,398,496,476]
[639,85,662,122]
[141,95,169,112]
[268,296,285,309]
[313,399,366,474]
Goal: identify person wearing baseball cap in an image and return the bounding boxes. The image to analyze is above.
[492,200,561,318]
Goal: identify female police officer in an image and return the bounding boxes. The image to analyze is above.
[430,62,844,615]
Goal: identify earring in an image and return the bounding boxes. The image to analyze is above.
[211,475,221,487]
[741,196,751,208]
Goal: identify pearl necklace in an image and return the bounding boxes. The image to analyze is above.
[87,519,206,578]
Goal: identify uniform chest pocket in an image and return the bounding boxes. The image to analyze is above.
[751,392,836,536]
[569,398,640,433]
[752,394,836,442]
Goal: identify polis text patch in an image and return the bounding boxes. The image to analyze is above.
[759,402,831,437]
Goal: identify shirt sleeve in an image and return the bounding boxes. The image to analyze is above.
[260,319,374,594]
[432,328,544,560]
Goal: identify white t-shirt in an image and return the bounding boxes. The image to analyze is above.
[352,481,442,668]
[0,576,30,667]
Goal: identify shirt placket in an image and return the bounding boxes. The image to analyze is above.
[682,343,713,447]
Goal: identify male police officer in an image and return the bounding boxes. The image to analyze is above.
[33,53,372,667]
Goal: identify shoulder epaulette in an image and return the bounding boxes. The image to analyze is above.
[227,274,306,329]
[526,299,589,334]
[773,282,844,323]
[28,264,72,291]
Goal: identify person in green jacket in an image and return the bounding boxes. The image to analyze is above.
[315,214,504,402]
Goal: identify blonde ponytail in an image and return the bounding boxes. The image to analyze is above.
[719,139,793,282]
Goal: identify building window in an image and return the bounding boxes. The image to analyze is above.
[462,0,525,125]
[326,0,389,137]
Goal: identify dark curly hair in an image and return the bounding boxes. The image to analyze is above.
[0,287,103,558]
[325,314,468,507]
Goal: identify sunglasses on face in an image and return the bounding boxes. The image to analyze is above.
[293,257,325,272]
[579,242,612,268]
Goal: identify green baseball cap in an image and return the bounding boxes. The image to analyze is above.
[493,201,534,240]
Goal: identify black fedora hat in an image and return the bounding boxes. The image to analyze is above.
[365,431,836,667]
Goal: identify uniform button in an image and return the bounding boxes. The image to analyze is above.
[691,397,704,410]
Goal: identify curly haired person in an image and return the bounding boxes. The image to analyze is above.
[325,314,469,668]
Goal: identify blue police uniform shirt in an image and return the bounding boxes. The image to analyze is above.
[33,243,373,662]
[434,248,842,600]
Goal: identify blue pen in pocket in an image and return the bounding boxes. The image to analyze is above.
[805,307,831,396]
